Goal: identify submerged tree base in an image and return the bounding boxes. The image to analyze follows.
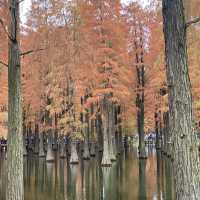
[101,157,112,167]
[70,157,79,164]
[138,149,147,159]
[83,149,90,160]
[46,148,55,162]
[70,160,79,164]
[70,142,79,164]
[110,155,117,162]
[139,156,147,159]
[90,143,96,157]
[101,163,112,167]
[39,148,46,157]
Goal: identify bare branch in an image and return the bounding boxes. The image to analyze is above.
[0,60,8,67]
[186,17,200,28]
[20,48,46,57]
[17,0,25,4]
[0,18,13,41]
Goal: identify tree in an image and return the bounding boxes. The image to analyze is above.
[162,0,200,199]
[125,2,149,158]
[6,0,23,199]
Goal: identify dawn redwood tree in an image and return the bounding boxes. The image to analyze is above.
[126,3,148,159]
[135,23,146,159]
[6,0,23,200]
[162,0,200,199]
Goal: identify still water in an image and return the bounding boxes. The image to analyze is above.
[0,147,174,200]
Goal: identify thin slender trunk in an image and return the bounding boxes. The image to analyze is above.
[134,22,147,159]
[34,124,39,154]
[90,104,96,157]
[162,0,200,199]
[96,116,103,152]
[155,110,161,149]
[117,105,123,154]
[39,132,45,157]
[23,125,27,156]
[83,113,90,160]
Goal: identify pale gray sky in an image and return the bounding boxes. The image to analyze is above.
[20,0,149,23]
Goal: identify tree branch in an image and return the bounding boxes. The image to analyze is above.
[0,60,8,67]
[17,0,25,4]
[0,18,13,41]
[186,17,200,28]
[20,48,46,57]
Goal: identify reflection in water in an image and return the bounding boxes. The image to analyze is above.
[0,148,174,200]
[138,159,147,200]
[156,151,175,200]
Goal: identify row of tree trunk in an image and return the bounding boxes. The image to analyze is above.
[21,98,125,167]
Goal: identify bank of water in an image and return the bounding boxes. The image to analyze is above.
[0,147,174,200]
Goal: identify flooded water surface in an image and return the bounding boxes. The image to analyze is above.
[0,147,174,200]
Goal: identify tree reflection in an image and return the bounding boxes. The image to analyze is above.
[138,159,147,200]
[0,148,175,200]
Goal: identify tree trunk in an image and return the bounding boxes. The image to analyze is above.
[83,113,90,160]
[23,125,27,156]
[34,124,39,154]
[109,105,116,161]
[138,159,147,200]
[90,119,96,156]
[46,131,54,162]
[59,135,66,158]
[6,0,24,199]
[137,100,147,159]
[158,111,164,153]
[163,111,171,157]
[27,123,32,152]
[155,110,161,149]
[101,113,112,167]
[163,112,167,154]
[162,0,200,199]
[39,132,45,157]
[90,104,96,157]
[70,140,79,164]
[90,141,96,157]
[117,106,123,154]
[134,22,147,159]
[96,116,103,152]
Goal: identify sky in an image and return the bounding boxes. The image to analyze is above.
[20,0,149,23]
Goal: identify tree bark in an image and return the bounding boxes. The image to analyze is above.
[101,112,112,167]
[6,0,24,200]
[138,160,147,200]
[46,131,54,162]
[38,132,45,157]
[96,115,103,152]
[162,0,200,199]
[117,105,123,154]
[109,104,116,161]
[134,21,147,159]
[34,123,39,154]
[155,110,161,149]
[90,104,96,157]
[83,112,90,160]
[70,140,79,164]
[59,135,66,158]
[23,125,27,156]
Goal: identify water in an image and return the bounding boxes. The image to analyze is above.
[0,147,174,200]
